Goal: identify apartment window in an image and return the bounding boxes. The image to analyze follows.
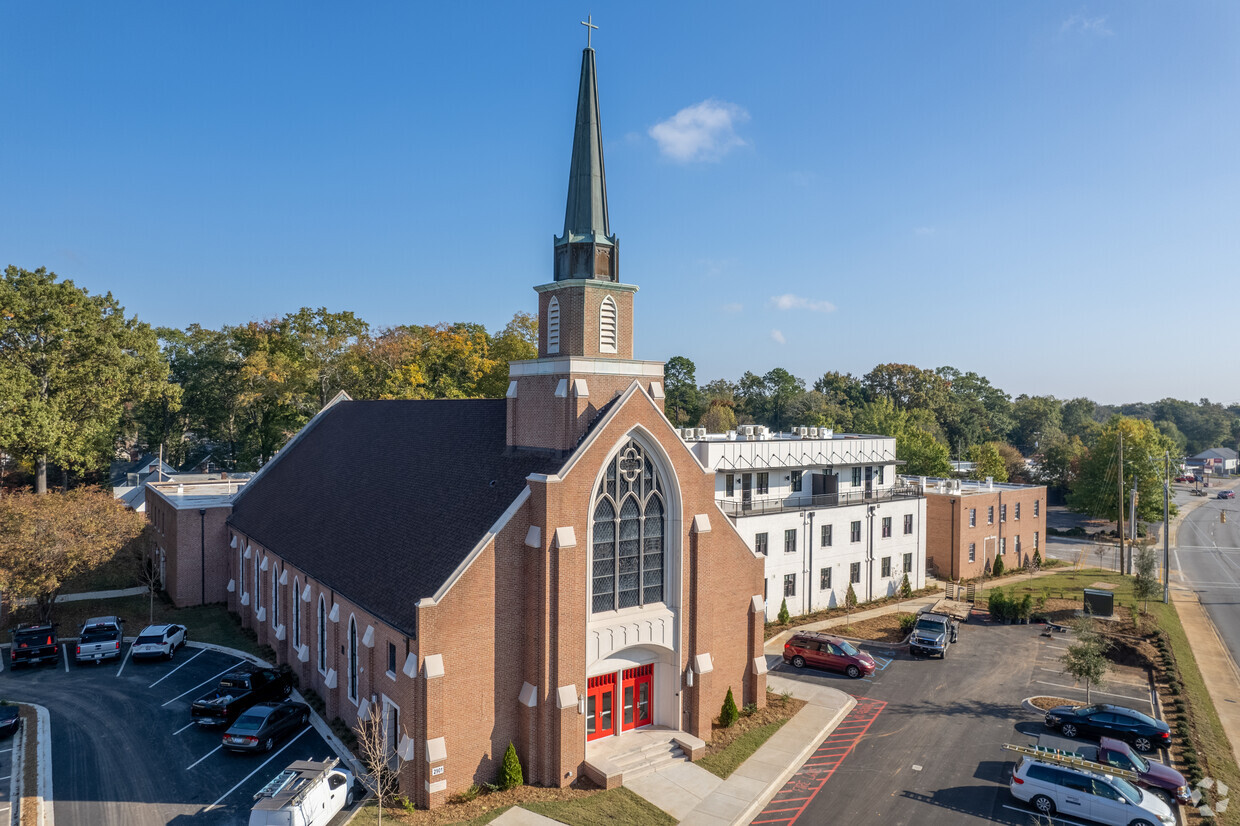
[1034,499,1040,517]
[791,470,803,492]
[999,537,1007,555]
[903,513,913,535]
[881,557,892,578]
[850,562,861,584]
[852,467,862,487]
[725,474,735,497]
[881,516,892,538]
[387,641,397,675]
[903,552,913,574]
[1016,535,1022,555]
[757,472,769,495]
[968,542,976,563]
[784,528,797,554]
[1015,502,1021,520]
[784,574,796,598]
[876,466,884,484]
[1000,504,1007,523]
[850,521,861,543]
[969,509,976,528]
[1034,531,1040,549]
[987,506,994,525]
[821,568,832,590]
[755,532,769,555]
[821,524,833,547]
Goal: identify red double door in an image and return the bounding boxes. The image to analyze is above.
[586,664,652,741]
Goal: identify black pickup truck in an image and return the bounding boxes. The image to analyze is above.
[10,624,59,668]
[191,665,292,728]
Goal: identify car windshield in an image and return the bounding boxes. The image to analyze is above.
[1074,705,1099,716]
[837,640,860,656]
[136,635,163,645]
[915,619,944,632]
[1111,777,1143,805]
[231,714,265,731]
[1127,751,1150,773]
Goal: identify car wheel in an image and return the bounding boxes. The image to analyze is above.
[846,665,861,679]
[1128,820,1155,826]
[1032,795,1056,816]
[263,737,274,752]
[345,787,354,807]
[791,656,805,669]
[1133,736,1153,752]
[1060,723,1078,738]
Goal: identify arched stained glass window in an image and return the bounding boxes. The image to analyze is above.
[592,440,666,613]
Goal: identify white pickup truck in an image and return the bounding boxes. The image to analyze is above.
[74,616,124,664]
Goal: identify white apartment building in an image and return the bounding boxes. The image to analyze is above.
[681,425,927,621]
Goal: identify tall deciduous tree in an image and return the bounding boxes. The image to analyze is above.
[1010,395,1063,455]
[967,443,1009,482]
[1069,417,1178,523]
[0,267,169,493]
[0,487,145,621]
[663,356,701,427]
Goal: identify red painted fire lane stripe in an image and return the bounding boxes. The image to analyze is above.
[752,698,887,826]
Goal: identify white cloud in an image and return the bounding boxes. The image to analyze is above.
[770,329,786,345]
[1061,13,1113,36]
[770,293,836,313]
[721,302,743,313]
[649,100,750,162]
[914,226,936,237]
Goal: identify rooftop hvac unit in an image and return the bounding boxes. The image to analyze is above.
[743,425,755,438]
[809,427,819,438]
[798,426,809,437]
[696,427,706,439]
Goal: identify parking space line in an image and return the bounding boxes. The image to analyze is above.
[1034,680,1150,702]
[162,660,244,707]
[173,721,197,736]
[149,649,206,688]
[62,644,70,672]
[115,644,134,678]
[208,727,312,807]
[186,744,224,770]
[1002,803,1092,825]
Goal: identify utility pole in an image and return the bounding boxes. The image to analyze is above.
[1117,430,1125,576]
[1164,451,1170,603]
[1129,475,1138,575]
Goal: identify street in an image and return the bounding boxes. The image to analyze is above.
[1173,491,1240,678]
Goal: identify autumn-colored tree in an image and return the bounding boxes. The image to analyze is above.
[1069,416,1178,523]
[0,488,145,622]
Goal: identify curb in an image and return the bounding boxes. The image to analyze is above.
[730,694,857,826]
[10,711,23,826]
[35,705,51,826]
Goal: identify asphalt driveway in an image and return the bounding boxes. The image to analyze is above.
[0,643,357,826]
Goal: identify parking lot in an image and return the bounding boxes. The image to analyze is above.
[0,642,357,826]
[756,617,1163,826]
[0,716,16,824]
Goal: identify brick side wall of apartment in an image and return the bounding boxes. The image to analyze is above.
[145,490,234,608]
[924,486,1047,580]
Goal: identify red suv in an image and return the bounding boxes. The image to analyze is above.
[783,632,876,678]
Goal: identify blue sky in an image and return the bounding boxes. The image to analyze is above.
[3,2,1237,404]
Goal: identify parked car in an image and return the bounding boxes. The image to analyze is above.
[1010,752,1175,825]
[192,665,293,727]
[74,616,124,664]
[9,624,59,668]
[1040,733,1190,804]
[131,624,187,660]
[249,758,354,826]
[909,611,957,658]
[1217,490,1234,499]
[0,704,19,737]
[1044,703,1171,753]
[783,631,876,678]
[223,701,310,753]
[1174,476,1193,483]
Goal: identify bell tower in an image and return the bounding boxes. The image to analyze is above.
[507,36,665,453]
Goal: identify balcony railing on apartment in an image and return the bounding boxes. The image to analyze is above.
[715,485,922,517]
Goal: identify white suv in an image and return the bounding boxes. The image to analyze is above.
[1010,755,1175,826]
[131,624,187,660]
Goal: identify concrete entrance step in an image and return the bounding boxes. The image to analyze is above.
[584,728,705,789]
[611,742,686,779]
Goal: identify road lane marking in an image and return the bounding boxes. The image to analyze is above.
[115,644,134,678]
[173,721,197,736]
[186,744,224,770]
[149,649,206,688]
[161,660,244,707]
[207,727,312,807]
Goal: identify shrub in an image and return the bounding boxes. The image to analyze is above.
[451,784,483,804]
[988,590,1008,622]
[778,599,790,625]
[719,687,740,728]
[1174,698,1187,714]
[899,574,912,599]
[499,742,523,790]
[991,555,1005,578]
[1032,548,1042,567]
[741,702,758,717]
[898,613,916,636]
[1020,594,1033,621]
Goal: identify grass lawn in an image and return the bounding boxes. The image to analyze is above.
[981,569,1240,823]
[696,691,805,779]
[523,788,675,826]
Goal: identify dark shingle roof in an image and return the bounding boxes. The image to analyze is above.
[228,399,562,636]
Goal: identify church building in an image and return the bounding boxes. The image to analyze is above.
[223,41,767,808]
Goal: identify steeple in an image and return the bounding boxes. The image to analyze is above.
[554,46,619,282]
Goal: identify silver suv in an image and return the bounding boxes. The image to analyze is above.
[1010,755,1174,826]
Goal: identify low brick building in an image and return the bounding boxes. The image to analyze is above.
[145,478,248,607]
[912,476,1047,581]
[222,43,766,809]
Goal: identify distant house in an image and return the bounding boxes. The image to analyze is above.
[1187,448,1238,475]
[109,455,178,512]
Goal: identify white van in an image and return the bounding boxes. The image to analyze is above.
[1010,754,1174,826]
[249,758,355,826]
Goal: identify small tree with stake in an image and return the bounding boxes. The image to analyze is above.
[128,526,163,624]
[1060,617,1110,703]
[353,698,399,824]
[1133,545,1159,615]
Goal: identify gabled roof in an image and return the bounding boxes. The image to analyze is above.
[1193,447,1238,461]
[227,399,562,636]
[109,454,176,489]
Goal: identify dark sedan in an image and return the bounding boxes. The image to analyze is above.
[1044,702,1171,753]
[221,701,309,753]
[0,704,19,737]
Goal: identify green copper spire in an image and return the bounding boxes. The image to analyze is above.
[554,46,619,282]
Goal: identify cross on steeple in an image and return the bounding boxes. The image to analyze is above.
[581,14,598,48]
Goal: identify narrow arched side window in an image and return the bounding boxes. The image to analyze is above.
[254,557,262,612]
[272,567,279,627]
[591,439,665,613]
[599,296,617,353]
[317,596,327,674]
[292,578,302,650]
[547,296,560,355]
[348,616,359,702]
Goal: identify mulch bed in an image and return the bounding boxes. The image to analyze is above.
[830,613,914,643]
[701,691,806,760]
